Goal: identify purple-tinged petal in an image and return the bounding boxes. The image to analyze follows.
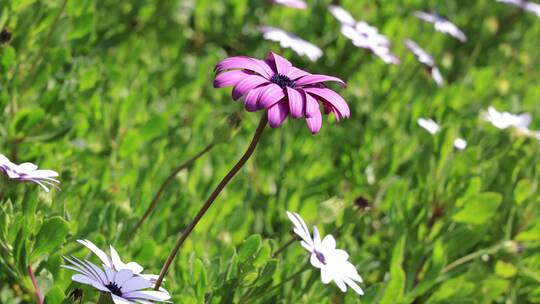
[252,58,276,78]
[306,108,322,134]
[295,74,347,88]
[303,91,320,118]
[268,101,289,128]
[244,84,268,112]
[304,87,350,119]
[287,87,304,118]
[232,75,269,100]
[215,56,272,78]
[259,83,286,109]
[213,70,250,88]
[288,67,311,80]
[268,52,293,75]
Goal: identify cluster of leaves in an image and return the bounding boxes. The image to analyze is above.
[1,0,540,302]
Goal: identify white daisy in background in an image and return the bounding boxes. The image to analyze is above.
[272,0,307,9]
[62,256,171,303]
[417,118,440,134]
[453,138,468,150]
[414,11,467,42]
[482,106,540,139]
[0,153,60,192]
[496,0,540,18]
[77,239,161,284]
[329,5,400,65]
[259,26,323,62]
[417,118,468,149]
[404,39,444,86]
[286,211,364,295]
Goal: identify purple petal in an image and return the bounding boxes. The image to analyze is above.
[268,101,289,128]
[306,109,322,134]
[268,52,292,75]
[259,83,286,109]
[232,75,269,100]
[304,87,350,119]
[215,56,272,78]
[295,74,347,88]
[244,84,268,112]
[304,91,320,118]
[287,87,304,118]
[213,70,250,88]
[287,67,311,80]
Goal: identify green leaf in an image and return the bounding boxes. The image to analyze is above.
[495,261,517,278]
[1,46,15,69]
[452,192,502,225]
[381,236,406,304]
[44,287,65,304]
[238,235,261,262]
[32,216,69,258]
[514,179,533,205]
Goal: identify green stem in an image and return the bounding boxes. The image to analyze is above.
[442,242,506,273]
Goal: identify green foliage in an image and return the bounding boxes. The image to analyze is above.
[1,0,540,303]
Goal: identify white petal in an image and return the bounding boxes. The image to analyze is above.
[121,277,153,293]
[417,118,440,134]
[343,276,364,295]
[333,249,349,261]
[114,268,134,286]
[123,290,171,301]
[110,245,127,270]
[320,268,332,284]
[72,274,96,285]
[112,294,133,304]
[453,138,467,150]
[77,239,113,268]
[321,235,336,251]
[310,253,324,269]
[125,262,144,274]
[334,277,348,292]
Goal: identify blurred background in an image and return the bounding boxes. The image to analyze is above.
[0,0,540,302]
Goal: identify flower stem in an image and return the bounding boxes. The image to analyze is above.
[442,241,506,273]
[154,114,268,290]
[27,265,43,304]
[125,142,215,244]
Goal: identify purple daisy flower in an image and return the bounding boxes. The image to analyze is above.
[213,52,350,134]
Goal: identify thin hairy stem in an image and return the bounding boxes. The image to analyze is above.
[154,114,268,289]
[27,265,43,304]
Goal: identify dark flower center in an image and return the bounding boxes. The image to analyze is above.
[271,74,295,89]
[105,282,123,297]
[314,250,327,265]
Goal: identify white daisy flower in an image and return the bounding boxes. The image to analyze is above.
[482,106,540,139]
[62,256,171,303]
[259,26,323,62]
[453,138,468,150]
[286,211,364,295]
[0,153,60,192]
[482,106,531,129]
[414,11,467,42]
[329,5,400,65]
[272,0,307,9]
[404,39,444,86]
[77,239,160,283]
[417,118,440,134]
[497,0,540,18]
[417,118,468,149]
[328,5,356,27]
